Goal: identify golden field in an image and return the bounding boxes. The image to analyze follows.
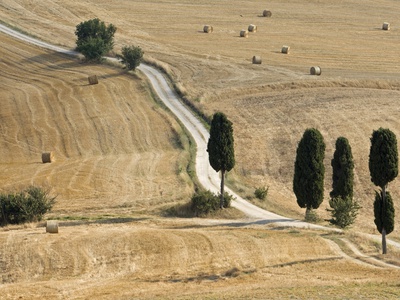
[1,0,400,298]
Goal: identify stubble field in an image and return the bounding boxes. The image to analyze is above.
[1,0,400,298]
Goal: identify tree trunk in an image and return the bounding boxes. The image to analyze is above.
[382,187,387,254]
[220,169,225,209]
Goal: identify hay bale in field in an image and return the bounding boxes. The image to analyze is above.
[203,25,213,33]
[46,220,59,234]
[248,24,257,32]
[382,22,390,30]
[42,152,55,163]
[252,56,262,64]
[240,30,249,38]
[88,75,98,85]
[281,46,290,54]
[263,10,272,17]
[310,66,321,76]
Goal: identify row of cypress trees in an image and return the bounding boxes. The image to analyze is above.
[293,127,398,254]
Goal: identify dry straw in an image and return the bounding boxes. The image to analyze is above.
[203,25,213,33]
[252,56,262,64]
[281,46,290,54]
[88,75,98,85]
[248,24,257,32]
[382,22,390,30]
[42,152,55,163]
[263,10,272,17]
[46,220,59,234]
[240,30,249,38]
[310,66,322,76]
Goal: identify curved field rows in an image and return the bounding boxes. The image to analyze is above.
[0,34,192,215]
[1,221,399,299]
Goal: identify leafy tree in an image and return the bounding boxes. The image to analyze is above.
[293,128,325,218]
[330,137,354,199]
[369,128,398,254]
[207,112,235,208]
[117,45,144,71]
[75,18,117,61]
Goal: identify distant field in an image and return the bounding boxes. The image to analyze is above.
[1,0,400,298]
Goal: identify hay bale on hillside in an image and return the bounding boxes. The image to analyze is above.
[46,220,59,234]
[263,10,272,17]
[281,46,290,54]
[240,30,249,38]
[203,25,213,33]
[382,22,390,30]
[88,75,98,85]
[42,152,55,163]
[252,56,262,64]
[248,24,257,32]
[310,66,321,76]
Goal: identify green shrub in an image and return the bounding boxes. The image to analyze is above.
[191,190,232,216]
[328,196,361,229]
[117,45,144,71]
[0,186,56,226]
[254,186,269,200]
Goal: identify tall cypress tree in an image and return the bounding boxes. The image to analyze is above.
[369,127,398,254]
[207,112,235,208]
[331,137,354,199]
[328,136,359,228]
[293,128,326,218]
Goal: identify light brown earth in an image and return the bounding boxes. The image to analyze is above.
[1,0,400,298]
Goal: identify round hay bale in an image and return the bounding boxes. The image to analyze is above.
[240,30,249,38]
[310,66,322,76]
[382,22,390,30]
[46,220,59,234]
[42,152,55,163]
[263,10,272,17]
[203,25,213,33]
[252,56,262,64]
[88,75,98,85]
[248,24,257,32]
[281,46,290,54]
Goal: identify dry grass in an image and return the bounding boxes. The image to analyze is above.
[1,0,400,298]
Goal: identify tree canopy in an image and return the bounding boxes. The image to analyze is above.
[369,127,398,189]
[117,45,144,71]
[374,191,395,235]
[75,18,117,61]
[330,136,354,200]
[293,128,325,213]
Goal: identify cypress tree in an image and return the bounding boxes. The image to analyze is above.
[331,137,354,199]
[207,112,235,208]
[369,127,398,254]
[293,128,325,218]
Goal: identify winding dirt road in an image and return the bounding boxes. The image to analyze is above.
[0,24,366,230]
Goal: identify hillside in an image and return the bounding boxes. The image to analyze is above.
[1,0,400,298]
[0,34,193,217]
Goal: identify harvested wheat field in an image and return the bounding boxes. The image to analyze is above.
[1,0,400,298]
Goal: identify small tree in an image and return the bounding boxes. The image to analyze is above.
[117,45,144,71]
[369,128,398,254]
[75,18,116,61]
[328,196,361,229]
[293,128,325,219]
[374,191,395,236]
[207,112,235,208]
